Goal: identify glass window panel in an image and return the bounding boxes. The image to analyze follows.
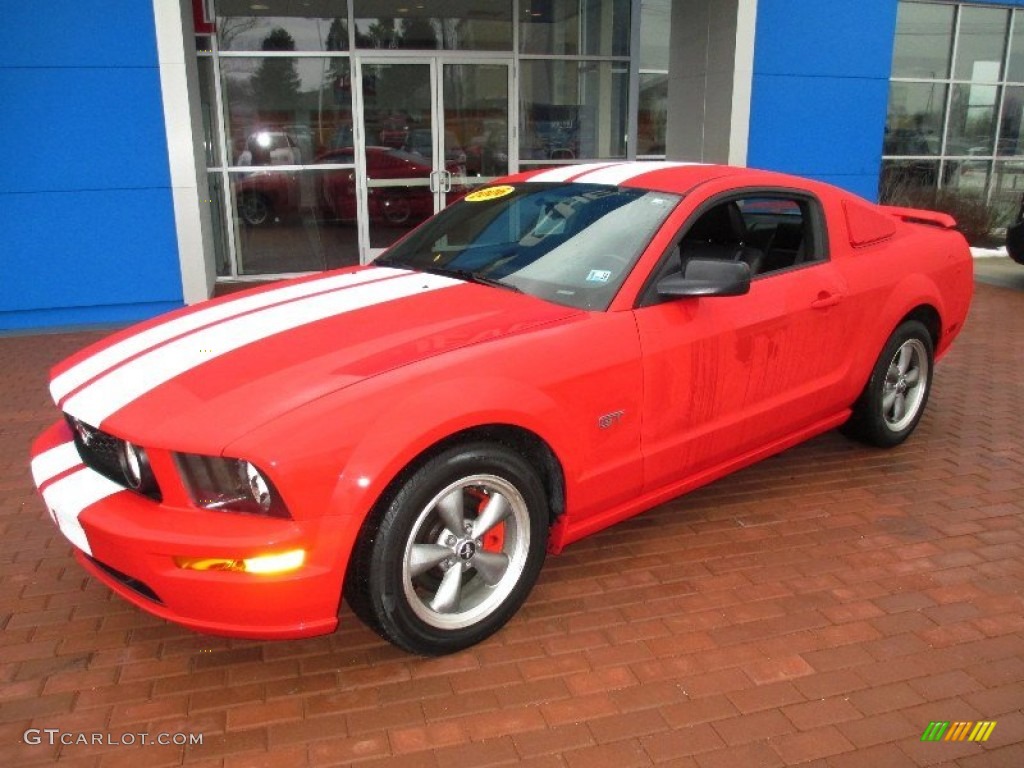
[880,159,941,202]
[198,56,222,167]
[207,173,231,276]
[640,0,671,71]
[884,81,946,155]
[520,0,630,57]
[220,57,352,167]
[637,72,667,156]
[891,1,954,79]
[353,1,512,51]
[361,62,432,155]
[954,6,1008,82]
[942,158,991,193]
[992,158,1024,226]
[229,168,360,275]
[520,60,628,161]
[215,0,349,51]
[999,85,1024,156]
[444,64,509,178]
[947,82,999,156]
[1008,10,1024,83]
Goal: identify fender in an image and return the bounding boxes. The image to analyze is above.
[326,374,579,528]
[847,270,947,398]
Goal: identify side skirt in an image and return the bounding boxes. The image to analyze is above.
[550,409,851,552]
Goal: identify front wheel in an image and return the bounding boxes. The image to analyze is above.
[346,442,548,655]
[238,192,272,226]
[843,319,934,447]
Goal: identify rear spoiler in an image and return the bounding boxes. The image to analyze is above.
[880,205,958,230]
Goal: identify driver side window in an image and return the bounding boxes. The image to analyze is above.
[639,190,828,307]
[676,193,824,279]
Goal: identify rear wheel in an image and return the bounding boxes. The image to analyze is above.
[843,319,934,447]
[239,192,272,226]
[346,442,548,655]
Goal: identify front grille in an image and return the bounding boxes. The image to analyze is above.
[86,556,163,604]
[65,414,162,501]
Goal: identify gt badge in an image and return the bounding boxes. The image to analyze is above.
[598,410,625,429]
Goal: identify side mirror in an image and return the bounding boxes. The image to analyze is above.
[656,257,751,298]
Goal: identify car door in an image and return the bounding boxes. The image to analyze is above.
[634,189,855,493]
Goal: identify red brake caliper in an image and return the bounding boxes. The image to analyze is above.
[468,489,505,553]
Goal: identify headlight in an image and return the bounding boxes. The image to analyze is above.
[175,454,290,518]
[119,442,145,488]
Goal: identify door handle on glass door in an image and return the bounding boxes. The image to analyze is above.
[811,292,843,309]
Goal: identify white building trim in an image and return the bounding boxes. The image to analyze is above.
[729,0,757,166]
[152,0,214,305]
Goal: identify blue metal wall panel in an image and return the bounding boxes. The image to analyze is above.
[6,189,182,310]
[0,1,182,331]
[0,69,172,194]
[747,0,900,200]
[0,0,158,68]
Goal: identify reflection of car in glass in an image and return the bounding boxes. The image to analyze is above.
[30,163,973,657]
[379,115,410,148]
[318,147,463,225]
[465,126,509,176]
[404,129,467,170]
[235,171,299,227]
[234,146,466,228]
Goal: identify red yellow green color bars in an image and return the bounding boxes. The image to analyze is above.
[921,721,997,742]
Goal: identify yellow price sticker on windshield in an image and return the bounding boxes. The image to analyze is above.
[464,185,515,202]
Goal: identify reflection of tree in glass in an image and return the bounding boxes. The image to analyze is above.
[364,18,401,49]
[325,18,347,51]
[218,17,260,50]
[251,28,301,112]
[403,17,437,48]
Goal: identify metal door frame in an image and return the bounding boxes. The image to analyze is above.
[352,52,515,263]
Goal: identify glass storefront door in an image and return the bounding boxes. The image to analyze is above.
[355,58,512,259]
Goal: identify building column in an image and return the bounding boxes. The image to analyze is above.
[665,0,757,166]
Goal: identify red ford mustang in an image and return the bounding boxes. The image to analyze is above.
[30,163,973,655]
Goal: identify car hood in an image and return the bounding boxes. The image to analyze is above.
[51,266,579,452]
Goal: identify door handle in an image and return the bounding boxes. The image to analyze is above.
[428,170,438,194]
[811,292,843,309]
[440,170,452,193]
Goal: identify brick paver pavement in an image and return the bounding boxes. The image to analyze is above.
[1,280,1021,767]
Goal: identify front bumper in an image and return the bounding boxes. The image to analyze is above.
[30,420,352,639]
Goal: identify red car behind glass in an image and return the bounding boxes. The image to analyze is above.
[235,146,464,227]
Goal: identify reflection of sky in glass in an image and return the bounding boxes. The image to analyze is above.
[217,17,346,51]
[639,0,671,70]
[221,58,343,96]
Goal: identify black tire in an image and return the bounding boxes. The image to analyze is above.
[842,319,934,448]
[381,195,411,225]
[239,192,272,226]
[345,442,548,655]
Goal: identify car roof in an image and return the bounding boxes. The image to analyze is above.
[504,162,818,197]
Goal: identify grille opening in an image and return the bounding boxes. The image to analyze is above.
[86,556,163,604]
[64,415,162,501]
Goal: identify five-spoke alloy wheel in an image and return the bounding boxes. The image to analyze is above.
[346,442,548,655]
[844,319,935,447]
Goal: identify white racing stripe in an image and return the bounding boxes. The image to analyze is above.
[524,162,619,183]
[50,267,408,404]
[571,161,700,186]
[41,468,124,556]
[31,441,82,488]
[64,271,461,427]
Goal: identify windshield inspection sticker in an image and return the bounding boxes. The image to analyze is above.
[586,269,612,283]
[464,185,516,202]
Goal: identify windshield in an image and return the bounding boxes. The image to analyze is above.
[376,182,681,310]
